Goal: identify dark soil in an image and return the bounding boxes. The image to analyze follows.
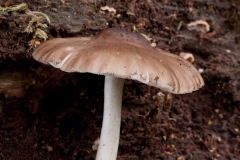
[0,0,240,159]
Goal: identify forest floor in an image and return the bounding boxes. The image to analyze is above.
[0,0,240,159]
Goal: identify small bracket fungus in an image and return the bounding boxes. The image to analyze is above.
[187,20,210,33]
[100,6,116,15]
[179,52,194,63]
[32,28,204,160]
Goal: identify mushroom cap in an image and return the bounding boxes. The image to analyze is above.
[33,28,204,94]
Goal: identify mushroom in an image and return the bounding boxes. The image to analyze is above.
[32,28,204,160]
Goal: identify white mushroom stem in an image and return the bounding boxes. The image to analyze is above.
[96,75,125,160]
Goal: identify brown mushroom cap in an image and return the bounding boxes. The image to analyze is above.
[33,28,204,94]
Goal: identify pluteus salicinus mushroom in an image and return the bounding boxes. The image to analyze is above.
[33,28,204,160]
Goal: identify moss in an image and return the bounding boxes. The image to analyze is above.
[0,3,50,42]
